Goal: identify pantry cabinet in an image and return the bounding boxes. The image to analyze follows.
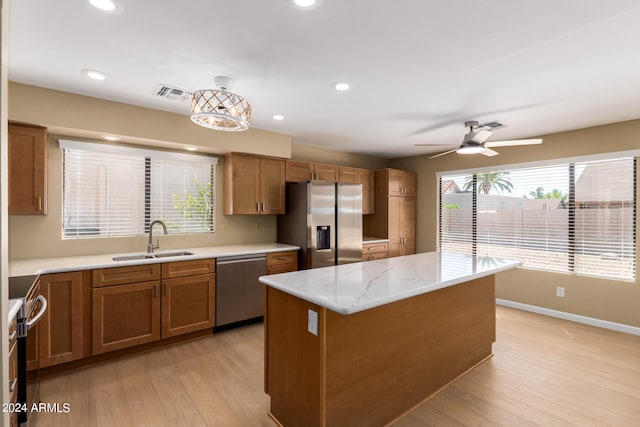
[8,122,47,215]
[224,153,285,215]
[364,168,417,258]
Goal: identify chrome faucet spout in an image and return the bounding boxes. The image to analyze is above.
[148,220,168,253]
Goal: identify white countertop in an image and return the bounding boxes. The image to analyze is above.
[8,298,22,324]
[9,243,299,277]
[259,252,521,315]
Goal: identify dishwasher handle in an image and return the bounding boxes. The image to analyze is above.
[217,256,266,266]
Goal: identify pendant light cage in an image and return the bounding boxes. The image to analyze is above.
[190,77,251,131]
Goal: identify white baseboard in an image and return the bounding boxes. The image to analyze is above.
[496,298,640,336]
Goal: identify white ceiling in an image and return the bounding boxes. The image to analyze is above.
[8,0,640,159]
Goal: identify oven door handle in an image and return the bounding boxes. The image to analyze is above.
[26,295,48,329]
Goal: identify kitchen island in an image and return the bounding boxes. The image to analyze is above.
[259,252,521,427]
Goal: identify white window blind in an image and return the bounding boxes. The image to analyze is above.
[150,157,214,233]
[439,156,636,281]
[61,140,217,238]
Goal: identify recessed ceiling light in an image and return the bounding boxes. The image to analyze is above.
[292,0,318,8]
[82,69,106,80]
[273,114,284,121]
[334,82,350,91]
[89,0,116,12]
[185,146,198,151]
[103,135,120,141]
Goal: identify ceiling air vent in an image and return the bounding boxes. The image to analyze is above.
[479,120,506,130]
[155,84,191,101]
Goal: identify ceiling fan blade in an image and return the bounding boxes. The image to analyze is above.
[470,129,493,144]
[481,147,499,157]
[429,149,458,159]
[485,138,543,148]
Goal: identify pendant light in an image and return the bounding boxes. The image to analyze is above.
[190,76,252,131]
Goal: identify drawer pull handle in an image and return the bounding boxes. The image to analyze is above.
[9,378,18,393]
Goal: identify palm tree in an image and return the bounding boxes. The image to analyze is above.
[463,172,514,194]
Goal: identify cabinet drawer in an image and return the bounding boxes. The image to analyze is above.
[93,264,161,288]
[267,262,298,275]
[267,251,298,266]
[162,258,215,279]
[362,252,389,262]
[363,242,389,254]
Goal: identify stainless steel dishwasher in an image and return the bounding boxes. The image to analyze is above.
[215,254,267,327]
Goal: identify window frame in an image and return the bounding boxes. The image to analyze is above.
[437,150,639,282]
[60,139,218,239]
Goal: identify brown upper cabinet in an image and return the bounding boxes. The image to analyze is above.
[224,153,285,215]
[8,122,48,214]
[355,168,375,214]
[285,160,375,214]
[285,160,313,182]
[388,168,416,197]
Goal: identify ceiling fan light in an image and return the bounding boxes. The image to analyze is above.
[456,145,485,155]
[190,80,251,131]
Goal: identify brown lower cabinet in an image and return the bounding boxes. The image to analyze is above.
[92,280,161,355]
[37,272,85,368]
[92,259,215,355]
[266,251,298,274]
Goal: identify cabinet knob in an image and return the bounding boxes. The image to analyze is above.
[37,196,43,211]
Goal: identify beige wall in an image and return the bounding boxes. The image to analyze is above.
[8,134,278,259]
[7,83,388,260]
[9,82,292,158]
[390,119,640,327]
[291,142,388,169]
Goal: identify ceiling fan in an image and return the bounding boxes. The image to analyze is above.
[415,121,543,159]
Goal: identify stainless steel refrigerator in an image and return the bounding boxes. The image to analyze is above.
[278,181,362,269]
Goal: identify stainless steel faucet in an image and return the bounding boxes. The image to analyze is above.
[148,220,168,253]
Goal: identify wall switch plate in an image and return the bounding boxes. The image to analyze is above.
[308,309,318,336]
[556,286,565,298]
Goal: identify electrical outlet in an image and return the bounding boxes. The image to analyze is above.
[256,221,263,232]
[556,286,565,298]
[308,309,318,336]
[221,223,229,232]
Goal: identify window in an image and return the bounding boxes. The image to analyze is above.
[439,155,637,281]
[61,140,217,238]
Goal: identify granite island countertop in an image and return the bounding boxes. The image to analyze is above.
[10,243,300,277]
[259,251,521,315]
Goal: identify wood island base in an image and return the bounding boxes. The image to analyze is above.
[265,275,496,427]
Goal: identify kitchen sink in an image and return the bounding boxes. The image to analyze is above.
[112,251,194,261]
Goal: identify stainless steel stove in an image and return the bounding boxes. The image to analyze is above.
[9,275,47,427]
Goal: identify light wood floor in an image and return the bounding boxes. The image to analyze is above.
[31,306,640,426]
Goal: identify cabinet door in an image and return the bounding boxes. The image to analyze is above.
[92,281,161,355]
[8,124,47,214]
[224,154,260,214]
[314,163,339,182]
[260,157,285,214]
[355,168,375,214]
[387,196,416,257]
[38,272,83,368]
[162,274,215,338]
[387,196,402,257]
[338,167,357,183]
[285,160,312,182]
[388,169,416,197]
[400,197,416,255]
[402,171,417,197]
